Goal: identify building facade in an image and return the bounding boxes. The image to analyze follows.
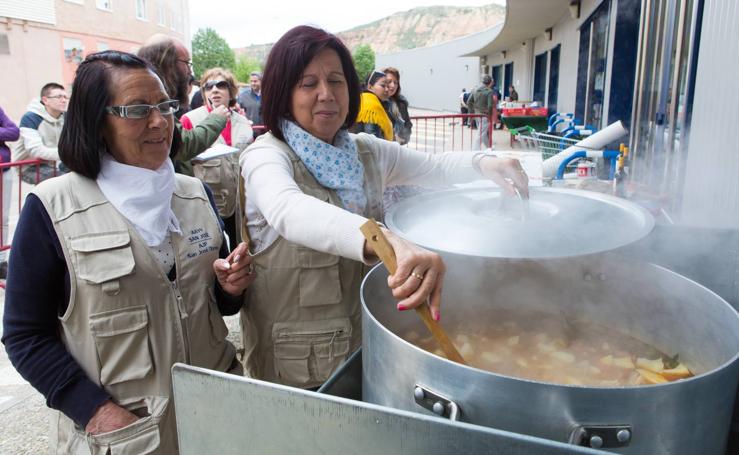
[0,0,190,120]
[375,25,501,113]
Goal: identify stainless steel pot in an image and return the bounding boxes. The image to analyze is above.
[361,253,739,454]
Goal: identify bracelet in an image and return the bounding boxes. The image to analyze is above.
[471,152,496,174]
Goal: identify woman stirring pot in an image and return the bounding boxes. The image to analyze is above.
[239,26,528,388]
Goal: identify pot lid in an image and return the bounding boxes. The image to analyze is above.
[384,187,654,258]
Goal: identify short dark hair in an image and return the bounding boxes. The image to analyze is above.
[40,83,65,103]
[367,70,385,88]
[137,38,189,107]
[261,25,360,142]
[58,50,181,179]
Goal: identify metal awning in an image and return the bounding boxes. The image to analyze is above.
[462,0,572,57]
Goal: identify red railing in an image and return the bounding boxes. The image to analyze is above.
[0,159,55,286]
[409,114,491,153]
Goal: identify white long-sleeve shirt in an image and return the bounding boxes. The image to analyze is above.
[240,132,482,262]
[12,100,63,162]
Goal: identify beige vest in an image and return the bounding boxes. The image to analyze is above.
[239,133,383,388]
[188,107,251,220]
[33,172,239,455]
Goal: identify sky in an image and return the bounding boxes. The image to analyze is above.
[189,0,506,49]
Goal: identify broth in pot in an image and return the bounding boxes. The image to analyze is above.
[403,310,693,386]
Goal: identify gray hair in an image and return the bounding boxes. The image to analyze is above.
[249,71,262,79]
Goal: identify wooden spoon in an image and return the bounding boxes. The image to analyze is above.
[360,219,467,365]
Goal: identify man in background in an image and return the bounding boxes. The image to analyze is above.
[466,75,496,149]
[12,83,68,185]
[138,34,227,176]
[237,71,263,131]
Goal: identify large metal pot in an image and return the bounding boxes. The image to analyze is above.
[361,253,739,454]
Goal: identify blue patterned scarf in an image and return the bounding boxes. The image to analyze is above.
[281,119,367,214]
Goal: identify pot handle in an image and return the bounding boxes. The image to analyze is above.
[569,424,632,449]
[413,384,460,422]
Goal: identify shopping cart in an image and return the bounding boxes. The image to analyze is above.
[509,126,593,159]
[510,126,622,179]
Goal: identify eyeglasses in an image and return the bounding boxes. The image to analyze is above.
[106,100,180,119]
[46,94,69,100]
[177,59,193,69]
[203,80,230,91]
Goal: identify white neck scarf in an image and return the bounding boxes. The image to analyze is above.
[96,154,181,246]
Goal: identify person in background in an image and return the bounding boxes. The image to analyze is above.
[11,83,68,185]
[381,67,413,145]
[189,74,203,110]
[466,75,495,149]
[137,34,227,176]
[460,88,470,126]
[181,68,253,250]
[1,51,253,454]
[509,85,519,102]
[351,70,393,140]
[239,25,528,389]
[237,71,263,129]
[0,105,19,278]
[492,83,503,129]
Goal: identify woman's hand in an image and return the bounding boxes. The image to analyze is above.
[208,104,230,120]
[213,242,256,296]
[382,229,446,321]
[479,156,529,198]
[85,400,138,435]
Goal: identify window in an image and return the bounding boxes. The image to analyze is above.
[96,0,112,11]
[63,38,85,64]
[547,45,561,115]
[97,42,109,51]
[575,0,611,128]
[171,11,177,31]
[158,2,166,26]
[533,52,548,104]
[64,0,85,4]
[0,34,9,55]
[136,0,147,20]
[503,62,514,98]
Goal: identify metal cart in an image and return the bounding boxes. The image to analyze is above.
[172,358,608,454]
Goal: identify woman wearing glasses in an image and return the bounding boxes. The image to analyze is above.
[1,51,254,454]
[181,68,252,249]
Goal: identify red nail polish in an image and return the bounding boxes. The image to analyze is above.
[433,312,441,321]
[397,303,407,311]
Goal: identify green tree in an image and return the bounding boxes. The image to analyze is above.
[191,28,235,79]
[233,56,263,85]
[353,44,375,84]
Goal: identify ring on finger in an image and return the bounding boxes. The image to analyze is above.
[410,271,424,281]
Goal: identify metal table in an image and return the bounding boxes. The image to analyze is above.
[172,354,608,454]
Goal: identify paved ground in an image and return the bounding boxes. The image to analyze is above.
[0,108,525,453]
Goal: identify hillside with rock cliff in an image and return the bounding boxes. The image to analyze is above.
[233,3,505,62]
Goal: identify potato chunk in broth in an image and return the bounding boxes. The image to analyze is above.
[403,312,693,386]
